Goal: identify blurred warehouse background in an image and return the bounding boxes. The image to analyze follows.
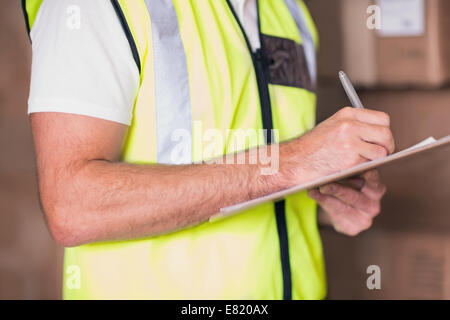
[0,1,62,298]
[308,0,450,299]
[0,0,449,299]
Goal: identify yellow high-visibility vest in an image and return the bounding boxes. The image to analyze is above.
[23,0,326,299]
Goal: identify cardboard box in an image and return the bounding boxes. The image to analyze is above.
[360,89,450,230]
[341,0,377,86]
[385,231,450,299]
[377,0,450,87]
[306,0,450,88]
[319,88,450,300]
[321,228,450,299]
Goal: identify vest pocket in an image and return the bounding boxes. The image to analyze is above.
[261,34,313,92]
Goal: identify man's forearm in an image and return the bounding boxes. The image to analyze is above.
[45,148,289,246]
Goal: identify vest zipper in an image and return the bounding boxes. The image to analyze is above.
[225,0,292,300]
[253,49,275,143]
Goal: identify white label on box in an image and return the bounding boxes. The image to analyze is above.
[377,0,425,37]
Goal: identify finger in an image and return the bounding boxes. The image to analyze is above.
[338,107,390,127]
[362,170,381,185]
[356,139,389,161]
[309,189,359,223]
[338,177,365,190]
[319,183,380,217]
[308,190,372,235]
[361,170,387,200]
[355,122,395,154]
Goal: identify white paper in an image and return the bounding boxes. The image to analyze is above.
[377,0,425,37]
[403,136,436,151]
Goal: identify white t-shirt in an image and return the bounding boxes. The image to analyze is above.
[28,0,259,126]
[230,0,260,51]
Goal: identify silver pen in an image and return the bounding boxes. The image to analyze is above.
[339,71,364,109]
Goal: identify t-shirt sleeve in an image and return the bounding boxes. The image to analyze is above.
[27,0,140,125]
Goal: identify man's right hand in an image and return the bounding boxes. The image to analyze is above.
[279,107,395,187]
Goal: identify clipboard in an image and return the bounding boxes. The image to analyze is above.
[213,135,450,221]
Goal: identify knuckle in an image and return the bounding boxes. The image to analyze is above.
[354,218,372,234]
[381,126,392,139]
[377,146,388,158]
[370,202,381,216]
[338,120,355,135]
[380,184,387,196]
[385,129,395,146]
[348,153,362,166]
[336,223,354,236]
[379,112,390,126]
[380,127,394,152]
[347,228,361,237]
[363,216,373,229]
[338,107,354,118]
[333,219,348,234]
[334,224,344,234]
[341,141,353,151]
[372,185,387,201]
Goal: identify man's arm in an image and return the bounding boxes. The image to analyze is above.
[31,107,394,246]
[31,113,280,246]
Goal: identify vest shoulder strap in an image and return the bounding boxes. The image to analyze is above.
[110,0,144,74]
[21,0,43,39]
[21,0,145,75]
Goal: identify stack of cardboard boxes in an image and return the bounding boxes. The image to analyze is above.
[311,0,450,87]
[321,228,450,299]
[306,0,450,299]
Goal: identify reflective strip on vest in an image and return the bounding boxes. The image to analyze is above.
[284,0,317,87]
[144,0,193,165]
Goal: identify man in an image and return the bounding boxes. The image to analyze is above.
[23,0,394,299]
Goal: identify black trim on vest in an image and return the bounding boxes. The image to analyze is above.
[274,200,292,300]
[110,0,141,73]
[226,0,293,300]
[22,0,31,41]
